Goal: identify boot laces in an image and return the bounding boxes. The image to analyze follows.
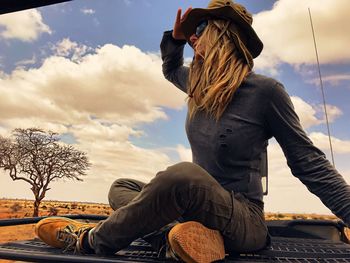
[56,224,91,253]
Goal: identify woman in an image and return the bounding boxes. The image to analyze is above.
[35,0,350,262]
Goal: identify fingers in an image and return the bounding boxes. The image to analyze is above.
[176,8,182,24]
[173,6,192,40]
[181,7,192,21]
[175,7,192,23]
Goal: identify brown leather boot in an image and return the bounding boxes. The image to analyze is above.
[35,217,95,253]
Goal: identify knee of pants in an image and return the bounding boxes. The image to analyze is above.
[154,162,214,191]
[109,178,129,189]
[108,178,135,210]
[108,179,122,209]
[108,178,128,195]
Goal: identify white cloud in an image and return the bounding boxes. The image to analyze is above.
[176,144,192,162]
[291,96,321,129]
[253,0,350,70]
[81,8,95,15]
[309,132,350,154]
[16,58,36,66]
[0,42,186,126]
[291,96,342,129]
[253,52,281,76]
[15,55,37,67]
[314,103,343,123]
[51,38,92,62]
[0,40,187,203]
[0,9,51,41]
[308,74,350,86]
[69,121,172,183]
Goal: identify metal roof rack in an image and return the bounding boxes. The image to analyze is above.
[0,0,72,15]
[1,215,350,262]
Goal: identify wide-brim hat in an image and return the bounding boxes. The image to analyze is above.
[180,0,263,58]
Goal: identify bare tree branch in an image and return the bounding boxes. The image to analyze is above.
[0,128,90,216]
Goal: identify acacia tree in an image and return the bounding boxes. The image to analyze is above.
[0,128,90,217]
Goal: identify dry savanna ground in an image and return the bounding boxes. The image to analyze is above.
[0,198,113,244]
[0,198,347,247]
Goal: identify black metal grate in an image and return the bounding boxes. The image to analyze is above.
[1,236,350,262]
[1,217,350,262]
[227,237,350,262]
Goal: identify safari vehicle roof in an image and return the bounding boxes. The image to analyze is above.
[0,0,71,15]
[1,214,350,262]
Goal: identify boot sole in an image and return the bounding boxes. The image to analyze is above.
[168,221,225,263]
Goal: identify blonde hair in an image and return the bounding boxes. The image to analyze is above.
[188,20,251,120]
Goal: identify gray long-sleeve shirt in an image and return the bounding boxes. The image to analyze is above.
[160,30,350,224]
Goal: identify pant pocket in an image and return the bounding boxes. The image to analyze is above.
[223,196,267,253]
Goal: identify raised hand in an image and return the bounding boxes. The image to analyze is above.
[172,7,192,40]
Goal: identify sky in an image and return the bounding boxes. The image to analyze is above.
[0,0,349,216]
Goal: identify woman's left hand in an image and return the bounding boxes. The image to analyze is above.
[172,7,192,40]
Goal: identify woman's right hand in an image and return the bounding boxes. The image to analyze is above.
[172,7,192,40]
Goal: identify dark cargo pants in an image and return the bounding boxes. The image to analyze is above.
[91,162,268,255]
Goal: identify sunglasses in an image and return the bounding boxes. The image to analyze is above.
[195,20,208,37]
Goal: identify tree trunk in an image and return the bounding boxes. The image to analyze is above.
[33,199,40,217]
